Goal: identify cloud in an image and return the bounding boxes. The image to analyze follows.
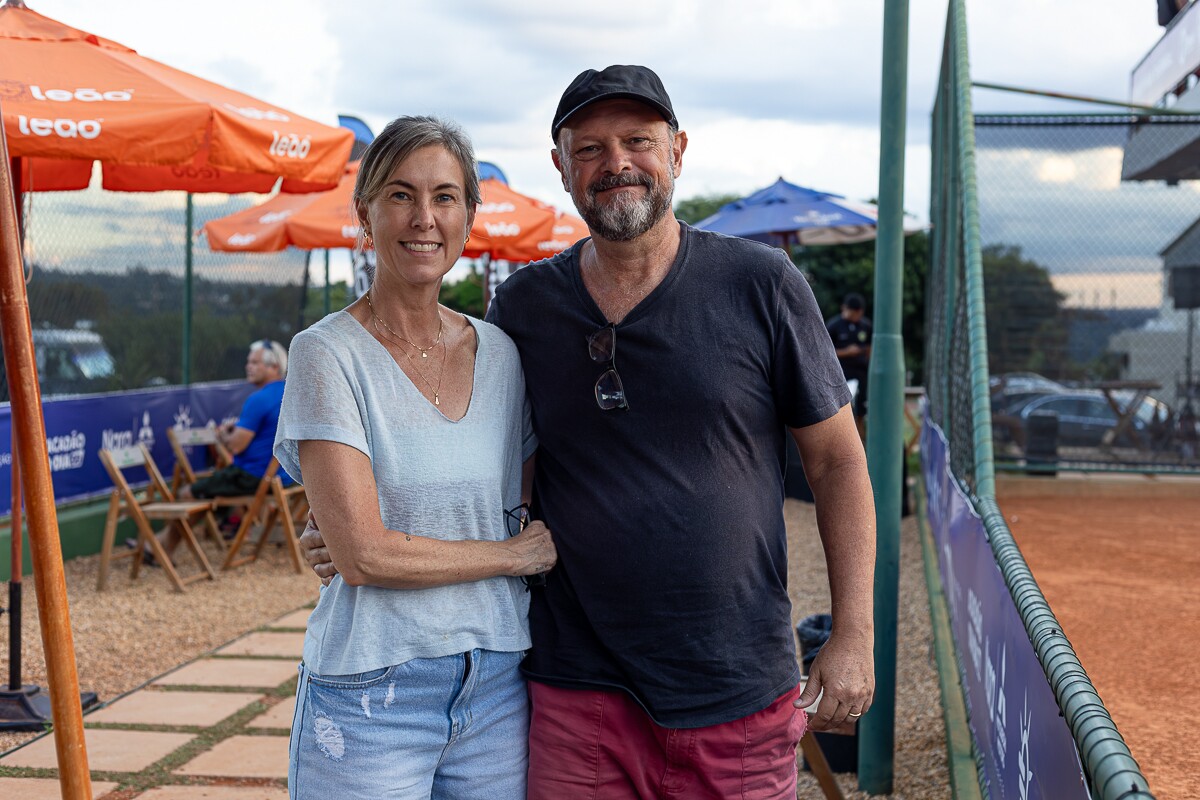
[976,140,1200,275]
[19,0,1177,288]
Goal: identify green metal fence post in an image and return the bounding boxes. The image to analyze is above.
[182,192,193,385]
[859,0,909,793]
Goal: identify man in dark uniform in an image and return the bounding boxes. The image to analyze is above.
[827,292,873,440]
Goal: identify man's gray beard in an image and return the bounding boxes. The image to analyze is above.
[572,171,675,242]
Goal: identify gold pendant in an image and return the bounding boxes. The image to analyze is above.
[434,395,440,406]
[421,352,428,358]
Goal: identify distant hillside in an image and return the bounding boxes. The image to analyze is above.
[1064,307,1159,363]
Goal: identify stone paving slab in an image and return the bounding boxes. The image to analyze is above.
[174,735,289,779]
[267,608,311,629]
[246,696,296,730]
[136,786,290,799]
[0,777,119,799]
[154,658,297,688]
[0,728,194,772]
[214,632,305,658]
[86,690,263,727]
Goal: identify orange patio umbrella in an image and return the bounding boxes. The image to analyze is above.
[203,172,587,263]
[0,0,356,381]
[0,5,352,792]
[0,1,354,195]
[465,179,588,263]
[537,212,590,258]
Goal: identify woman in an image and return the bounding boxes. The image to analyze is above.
[275,116,556,799]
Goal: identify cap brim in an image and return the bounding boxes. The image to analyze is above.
[553,92,676,139]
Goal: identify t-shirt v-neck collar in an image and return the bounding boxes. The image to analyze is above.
[570,222,690,327]
[345,309,481,424]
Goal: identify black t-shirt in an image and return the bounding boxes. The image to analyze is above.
[487,223,850,728]
[826,314,873,378]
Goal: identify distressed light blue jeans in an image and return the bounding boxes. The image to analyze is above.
[288,649,528,799]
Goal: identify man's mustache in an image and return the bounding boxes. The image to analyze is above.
[588,172,653,196]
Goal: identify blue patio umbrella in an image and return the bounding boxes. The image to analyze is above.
[694,177,921,249]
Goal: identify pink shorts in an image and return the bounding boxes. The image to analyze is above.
[526,681,808,800]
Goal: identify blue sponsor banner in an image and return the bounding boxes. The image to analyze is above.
[922,413,1090,800]
[0,380,255,516]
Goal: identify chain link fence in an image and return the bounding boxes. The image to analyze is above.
[0,183,321,400]
[926,4,1159,791]
[974,114,1200,471]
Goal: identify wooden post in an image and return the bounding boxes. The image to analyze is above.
[0,107,93,798]
[799,732,847,800]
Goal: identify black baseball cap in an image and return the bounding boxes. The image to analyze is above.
[552,65,677,141]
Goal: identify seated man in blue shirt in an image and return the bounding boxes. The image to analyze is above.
[142,340,289,562]
[180,339,290,500]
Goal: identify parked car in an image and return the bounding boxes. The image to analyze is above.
[993,390,1171,452]
[989,372,1067,416]
[0,328,118,401]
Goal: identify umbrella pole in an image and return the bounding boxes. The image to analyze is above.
[183,193,194,385]
[6,154,22,693]
[324,249,331,316]
[298,249,313,334]
[7,432,20,690]
[0,103,93,799]
[481,254,492,315]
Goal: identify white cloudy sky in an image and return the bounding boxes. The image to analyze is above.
[23,0,1168,222]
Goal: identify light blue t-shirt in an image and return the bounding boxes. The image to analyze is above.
[274,310,537,675]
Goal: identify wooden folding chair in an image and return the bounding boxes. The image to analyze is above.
[221,458,308,574]
[167,425,232,497]
[96,444,221,592]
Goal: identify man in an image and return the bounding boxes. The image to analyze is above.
[145,340,289,562]
[180,339,289,500]
[827,292,873,440]
[305,65,874,799]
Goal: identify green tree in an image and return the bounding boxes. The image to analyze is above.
[794,231,930,384]
[27,279,110,328]
[439,266,484,318]
[674,193,741,225]
[301,281,353,328]
[980,244,1068,377]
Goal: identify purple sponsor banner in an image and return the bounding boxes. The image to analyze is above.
[922,414,1090,800]
[0,380,254,516]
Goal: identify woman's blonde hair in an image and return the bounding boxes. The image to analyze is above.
[352,115,481,253]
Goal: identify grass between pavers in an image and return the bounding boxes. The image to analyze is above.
[0,602,312,792]
[150,682,296,694]
[0,674,297,794]
[0,600,311,795]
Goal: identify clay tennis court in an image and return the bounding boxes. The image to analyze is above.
[997,474,1199,800]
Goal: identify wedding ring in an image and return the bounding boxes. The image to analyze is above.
[847,711,863,718]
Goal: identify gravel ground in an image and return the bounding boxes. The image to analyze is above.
[787,499,951,799]
[0,539,321,754]
[1,500,951,798]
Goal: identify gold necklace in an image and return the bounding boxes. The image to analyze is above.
[365,290,444,358]
[372,316,449,407]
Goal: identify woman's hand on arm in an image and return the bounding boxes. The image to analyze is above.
[298,439,556,589]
